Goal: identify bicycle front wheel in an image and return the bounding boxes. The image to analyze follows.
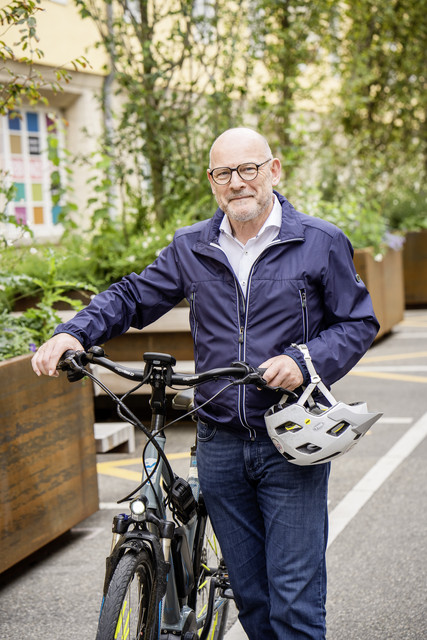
[96,547,158,640]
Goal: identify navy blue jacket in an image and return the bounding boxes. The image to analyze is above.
[55,192,379,438]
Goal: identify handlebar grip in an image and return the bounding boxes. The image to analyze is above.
[56,350,78,370]
[57,350,87,383]
[254,367,267,376]
[252,367,299,398]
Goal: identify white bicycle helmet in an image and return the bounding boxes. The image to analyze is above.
[265,344,382,465]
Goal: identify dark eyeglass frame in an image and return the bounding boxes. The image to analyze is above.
[208,158,273,185]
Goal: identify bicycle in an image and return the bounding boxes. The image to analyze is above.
[58,347,274,640]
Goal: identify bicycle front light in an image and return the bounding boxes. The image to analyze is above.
[130,497,146,520]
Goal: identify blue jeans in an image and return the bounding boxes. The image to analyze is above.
[197,422,330,640]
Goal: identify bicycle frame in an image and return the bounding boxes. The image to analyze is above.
[141,429,201,634]
[58,348,268,639]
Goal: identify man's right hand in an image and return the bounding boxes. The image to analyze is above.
[31,333,84,377]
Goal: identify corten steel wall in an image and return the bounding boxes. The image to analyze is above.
[0,354,98,572]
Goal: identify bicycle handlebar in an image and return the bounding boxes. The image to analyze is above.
[57,347,296,508]
[57,346,271,390]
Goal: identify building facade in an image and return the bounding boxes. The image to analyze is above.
[0,0,107,240]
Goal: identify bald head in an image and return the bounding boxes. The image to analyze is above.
[207,127,281,235]
[209,128,272,167]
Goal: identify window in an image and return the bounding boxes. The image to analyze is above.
[0,108,64,235]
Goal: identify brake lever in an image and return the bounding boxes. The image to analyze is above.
[226,361,299,398]
[249,367,299,398]
[57,350,88,382]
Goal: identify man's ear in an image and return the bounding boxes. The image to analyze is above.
[271,158,281,186]
[207,170,216,194]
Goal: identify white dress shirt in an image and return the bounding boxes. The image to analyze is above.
[218,195,282,297]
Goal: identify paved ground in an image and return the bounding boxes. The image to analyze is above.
[1,310,427,639]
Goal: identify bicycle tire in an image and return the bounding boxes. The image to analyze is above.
[95,547,158,640]
[192,516,230,640]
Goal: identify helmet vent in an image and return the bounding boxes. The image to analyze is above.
[313,451,342,463]
[275,421,303,435]
[282,451,296,461]
[296,443,321,455]
[327,421,350,437]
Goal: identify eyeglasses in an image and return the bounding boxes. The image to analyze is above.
[208,158,273,185]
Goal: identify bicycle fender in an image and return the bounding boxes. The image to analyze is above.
[103,531,170,602]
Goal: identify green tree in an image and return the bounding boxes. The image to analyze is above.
[75,0,250,224]
[323,0,426,225]
[249,0,337,176]
[336,0,426,167]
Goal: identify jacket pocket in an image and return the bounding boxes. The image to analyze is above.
[189,290,198,365]
[299,288,309,344]
[197,419,217,442]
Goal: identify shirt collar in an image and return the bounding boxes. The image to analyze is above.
[219,194,282,239]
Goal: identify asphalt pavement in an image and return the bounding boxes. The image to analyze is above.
[1,310,427,640]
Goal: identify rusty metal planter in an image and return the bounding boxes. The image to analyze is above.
[0,354,98,573]
[403,230,427,307]
[353,247,405,340]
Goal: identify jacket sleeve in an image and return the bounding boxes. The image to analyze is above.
[53,240,185,349]
[284,229,380,387]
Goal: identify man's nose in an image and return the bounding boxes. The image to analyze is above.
[229,168,246,188]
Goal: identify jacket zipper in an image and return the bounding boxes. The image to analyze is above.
[209,242,256,437]
[209,237,304,439]
[189,291,198,366]
[234,280,256,440]
[239,239,304,435]
[299,288,308,344]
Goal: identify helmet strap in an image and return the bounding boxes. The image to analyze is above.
[292,343,337,407]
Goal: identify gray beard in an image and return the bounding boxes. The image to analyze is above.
[223,193,273,223]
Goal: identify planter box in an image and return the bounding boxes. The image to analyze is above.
[403,229,427,306]
[13,289,95,312]
[0,354,98,573]
[57,306,194,363]
[353,247,405,340]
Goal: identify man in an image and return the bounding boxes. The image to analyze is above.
[32,127,379,639]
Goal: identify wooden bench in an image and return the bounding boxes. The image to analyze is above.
[94,422,136,453]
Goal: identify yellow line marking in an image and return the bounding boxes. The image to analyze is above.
[98,452,189,468]
[348,370,427,383]
[97,465,141,481]
[97,451,190,480]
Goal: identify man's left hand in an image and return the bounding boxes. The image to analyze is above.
[259,354,304,391]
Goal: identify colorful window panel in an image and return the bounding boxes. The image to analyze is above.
[1,109,63,230]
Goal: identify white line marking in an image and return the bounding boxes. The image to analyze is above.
[327,411,427,548]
